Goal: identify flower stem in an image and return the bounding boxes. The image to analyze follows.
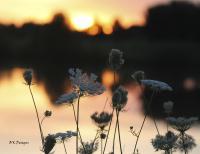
[116,110,123,154]
[92,131,99,151]
[40,116,46,126]
[112,109,117,153]
[76,94,80,154]
[133,90,155,154]
[62,140,67,154]
[103,108,114,154]
[133,114,147,154]
[101,137,103,154]
[28,85,44,148]
[72,103,86,153]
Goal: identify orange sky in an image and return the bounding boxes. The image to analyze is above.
[0,0,172,30]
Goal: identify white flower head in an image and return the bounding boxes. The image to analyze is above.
[79,141,98,154]
[152,131,178,152]
[91,111,113,130]
[112,86,128,111]
[167,117,198,133]
[109,49,124,70]
[54,131,77,142]
[55,92,78,105]
[177,134,196,153]
[141,79,173,92]
[163,101,174,114]
[23,69,33,85]
[43,134,56,154]
[69,68,105,96]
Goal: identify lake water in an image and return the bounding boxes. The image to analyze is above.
[0,68,199,154]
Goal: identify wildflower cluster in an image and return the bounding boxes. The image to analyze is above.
[152,131,178,153]
[69,68,105,96]
[91,112,112,130]
[167,117,198,133]
[23,48,199,154]
[112,86,128,111]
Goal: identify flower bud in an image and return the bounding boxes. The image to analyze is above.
[44,110,52,117]
[23,69,33,85]
[109,49,124,70]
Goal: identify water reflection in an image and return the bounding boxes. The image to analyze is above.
[0,68,200,154]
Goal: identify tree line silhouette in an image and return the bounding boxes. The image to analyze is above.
[0,1,200,117]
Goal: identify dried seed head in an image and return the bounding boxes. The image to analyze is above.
[100,133,106,139]
[112,86,128,111]
[163,101,174,114]
[23,69,33,85]
[44,110,52,117]
[109,49,124,70]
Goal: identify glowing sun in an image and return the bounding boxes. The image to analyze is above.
[71,15,94,31]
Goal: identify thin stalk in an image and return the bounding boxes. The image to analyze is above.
[102,108,114,154]
[133,115,147,154]
[72,103,86,153]
[28,86,44,147]
[40,116,46,126]
[133,90,155,154]
[91,131,99,151]
[153,118,160,135]
[116,110,123,154]
[112,109,117,153]
[181,132,187,154]
[62,140,67,154]
[76,94,81,154]
[101,138,103,154]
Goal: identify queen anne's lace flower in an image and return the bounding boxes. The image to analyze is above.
[177,134,196,153]
[54,131,77,142]
[43,134,56,154]
[91,112,112,130]
[55,92,78,105]
[167,117,198,133]
[163,101,174,114]
[109,49,124,70]
[112,86,128,111]
[69,68,105,96]
[141,79,173,91]
[152,131,178,153]
[79,141,98,154]
[23,69,33,85]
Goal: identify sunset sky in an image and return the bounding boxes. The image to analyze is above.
[0,0,172,30]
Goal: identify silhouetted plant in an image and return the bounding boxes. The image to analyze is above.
[79,141,99,154]
[111,86,128,154]
[41,110,52,125]
[56,68,105,154]
[163,101,174,131]
[103,49,125,154]
[23,69,45,150]
[43,134,56,154]
[131,71,173,154]
[167,117,198,154]
[91,111,112,153]
[152,131,178,154]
